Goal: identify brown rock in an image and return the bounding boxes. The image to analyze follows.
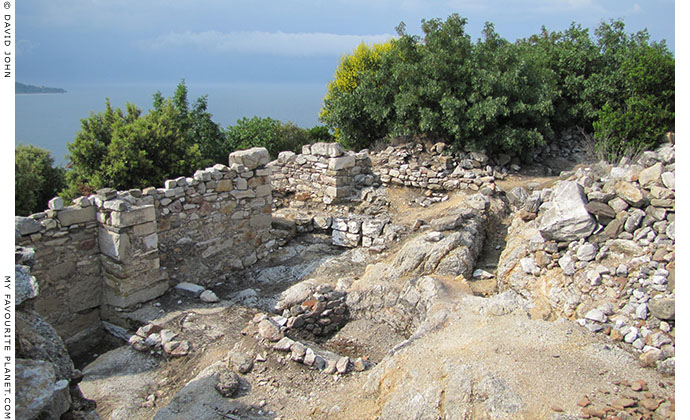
[612,398,636,408]
[639,399,660,410]
[578,396,592,407]
[257,319,283,342]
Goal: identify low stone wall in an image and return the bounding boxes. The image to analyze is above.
[15,147,275,345]
[268,142,374,204]
[371,142,498,194]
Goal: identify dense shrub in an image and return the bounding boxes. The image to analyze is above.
[319,15,674,161]
[15,145,65,215]
[64,81,209,196]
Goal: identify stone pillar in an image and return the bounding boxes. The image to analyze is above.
[96,191,167,309]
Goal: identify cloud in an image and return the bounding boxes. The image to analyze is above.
[141,31,395,57]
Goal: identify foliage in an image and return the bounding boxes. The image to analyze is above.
[319,41,394,149]
[64,80,211,196]
[319,15,674,161]
[224,117,331,157]
[15,145,65,216]
[592,36,675,159]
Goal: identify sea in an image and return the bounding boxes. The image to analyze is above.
[15,83,328,166]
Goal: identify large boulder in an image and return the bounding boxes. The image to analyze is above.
[538,181,596,242]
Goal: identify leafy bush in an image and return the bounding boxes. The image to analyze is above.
[64,80,211,196]
[15,145,65,215]
[320,15,674,161]
[225,117,331,158]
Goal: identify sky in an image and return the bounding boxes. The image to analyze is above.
[16,0,676,87]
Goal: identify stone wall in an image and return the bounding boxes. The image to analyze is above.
[15,202,102,344]
[268,142,374,204]
[15,147,275,345]
[371,142,498,194]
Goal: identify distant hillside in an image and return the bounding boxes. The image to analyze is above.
[16,82,66,94]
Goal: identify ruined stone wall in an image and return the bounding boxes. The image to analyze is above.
[154,149,275,286]
[268,142,374,204]
[15,147,275,344]
[15,203,101,344]
[371,142,498,194]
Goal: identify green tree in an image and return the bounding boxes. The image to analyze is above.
[319,40,395,149]
[64,80,215,196]
[15,145,65,216]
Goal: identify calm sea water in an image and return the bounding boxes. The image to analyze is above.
[15,83,328,165]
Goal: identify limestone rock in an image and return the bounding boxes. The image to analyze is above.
[228,147,270,170]
[638,162,663,187]
[15,265,39,306]
[538,181,596,242]
[16,359,71,420]
[200,290,220,303]
[174,282,206,298]
[16,216,42,237]
[615,180,646,207]
[648,298,675,320]
[257,319,283,342]
[228,351,254,374]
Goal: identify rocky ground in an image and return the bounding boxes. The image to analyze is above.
[71,139,676,420]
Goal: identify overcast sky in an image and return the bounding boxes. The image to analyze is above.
[17,0,675,86]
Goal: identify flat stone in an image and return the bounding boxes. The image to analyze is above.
[110,205,155,228]
[15,216,42,236]
[558,254,576,275]
[272,337,295,351]
[585,309,607,323]
[585,201,616,219]
[336,356,350,374]
[576,243,596,262]
[56,206,96,227]
[174,282,206,298]
[638,162,663,188]
[661,172,674,190]
[328,155,356,171]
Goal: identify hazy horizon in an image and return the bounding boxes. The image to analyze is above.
[17,1,675,87]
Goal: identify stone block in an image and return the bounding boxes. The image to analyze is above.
[325,186,351,199]
[328,155,356,171]
[332,230,360,248]
[103,279,168,308]
[250,214,272,229]
[56,206,96,227]
[327,143,345,157]
[255,184,272,197]
[48,197,64,210]
[16,217,42,236]
[216,179,234,192]
[228,147,270,170]
[110,205,156,228]
[99,228,130,261]
[175,282,206,298]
